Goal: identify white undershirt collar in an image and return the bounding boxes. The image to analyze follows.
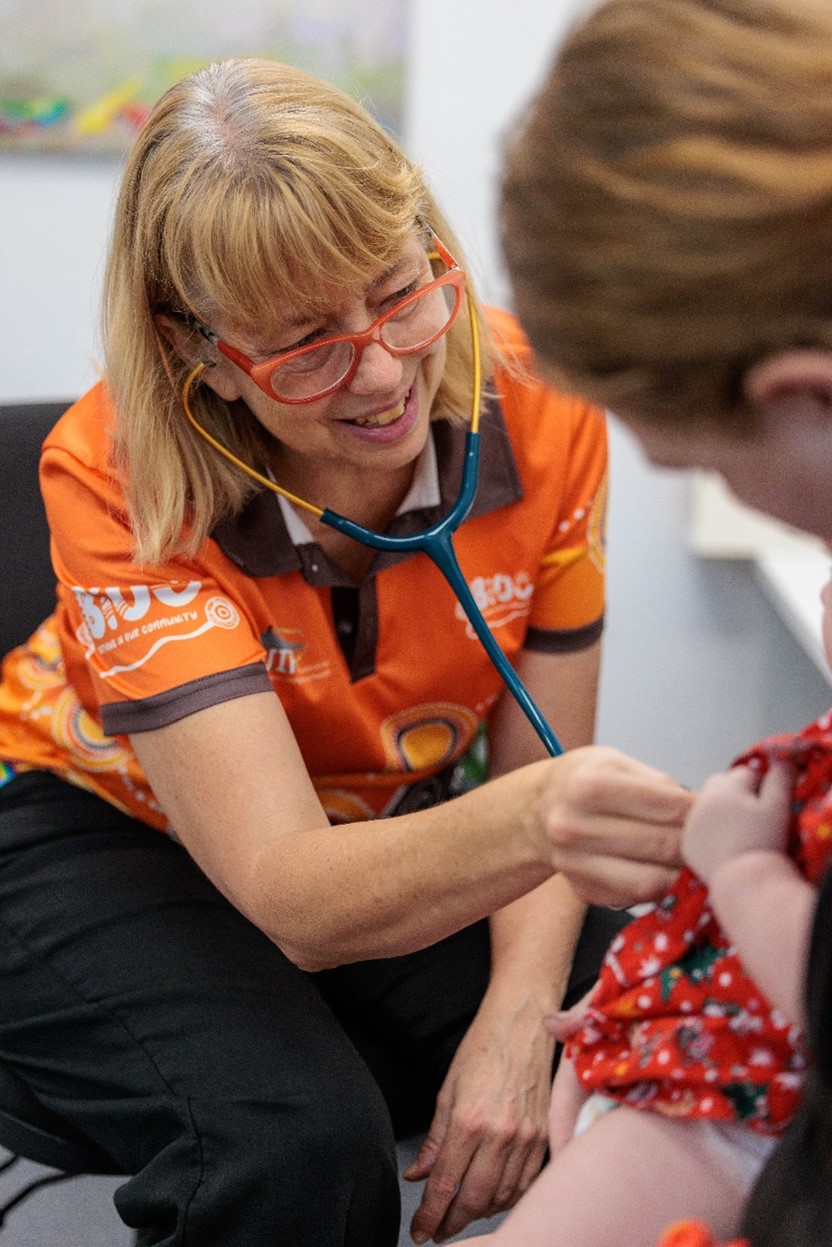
[277,432,440,546]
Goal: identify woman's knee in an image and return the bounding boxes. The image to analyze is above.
[116,1081,400,1245]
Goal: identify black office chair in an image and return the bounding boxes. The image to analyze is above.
[0,402,65,657]
[0,401,130,1232]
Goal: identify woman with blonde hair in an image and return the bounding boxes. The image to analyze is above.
[0,57,687,1245]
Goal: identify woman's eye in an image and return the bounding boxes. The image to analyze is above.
[383,280,420,308]
[271,327,326,356]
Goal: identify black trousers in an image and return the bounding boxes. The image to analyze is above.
[0,772,623,1246]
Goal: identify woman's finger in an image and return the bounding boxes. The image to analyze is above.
[565,856,680,909]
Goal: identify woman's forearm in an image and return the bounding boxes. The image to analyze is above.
[247,762,557,969]
[134,700,687,971]
[206,744,685,968]
[486,874,587,1013]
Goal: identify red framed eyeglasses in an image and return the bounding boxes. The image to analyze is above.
[182,232,466,405]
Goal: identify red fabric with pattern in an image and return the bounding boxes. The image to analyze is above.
[568,714,832,1134]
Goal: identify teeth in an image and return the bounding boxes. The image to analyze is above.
[353,399,406,428]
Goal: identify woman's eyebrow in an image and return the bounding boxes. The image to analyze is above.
[366,253,415,293]
[273,253,420,336]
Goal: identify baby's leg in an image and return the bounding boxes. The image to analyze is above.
[547,1051,587,1156]
[463,1105,767,1247]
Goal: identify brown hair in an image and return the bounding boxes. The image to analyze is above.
[102,58,491,563]
[501,0,832,431]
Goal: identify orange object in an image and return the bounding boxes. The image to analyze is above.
[656,1220,749,1247]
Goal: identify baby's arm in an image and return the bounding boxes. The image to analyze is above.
[682,762,816,1028]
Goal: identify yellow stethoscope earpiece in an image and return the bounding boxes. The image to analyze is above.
[182,361,324,517]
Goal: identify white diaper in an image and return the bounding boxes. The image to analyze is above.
[574,1092,777,1185]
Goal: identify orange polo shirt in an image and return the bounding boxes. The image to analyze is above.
[0,308,606,831]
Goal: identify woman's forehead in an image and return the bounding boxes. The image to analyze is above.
[215,233,428,343]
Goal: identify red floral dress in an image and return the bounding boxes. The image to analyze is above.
[568,713,832,1135]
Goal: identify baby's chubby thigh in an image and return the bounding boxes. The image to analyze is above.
[459,1102,772,1247]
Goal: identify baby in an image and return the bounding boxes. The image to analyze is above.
[463,583,832,1244]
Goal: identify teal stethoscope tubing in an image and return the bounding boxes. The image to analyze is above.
[182,350,565,759]
[320,430,564,756]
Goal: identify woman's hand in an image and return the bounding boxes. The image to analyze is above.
[682,761,795,887]
[536,747,691,909]
[404,992,555,1243]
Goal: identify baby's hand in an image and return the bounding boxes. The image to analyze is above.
[682,761,795,887]
[543,987,594,1044]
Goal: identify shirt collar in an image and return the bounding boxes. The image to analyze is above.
[211,393,522,581]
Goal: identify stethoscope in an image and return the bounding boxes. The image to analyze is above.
[181,295,564,757]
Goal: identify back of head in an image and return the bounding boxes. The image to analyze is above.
[501,0,832,431]
[102,58,476,563]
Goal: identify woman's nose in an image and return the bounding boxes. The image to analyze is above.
[346,337,404,394]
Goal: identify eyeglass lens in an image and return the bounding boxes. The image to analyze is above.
[269,281,459,401]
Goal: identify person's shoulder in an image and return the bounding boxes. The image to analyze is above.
[483,304,533,363]
[485,305,605,430]
[43,381,116,471]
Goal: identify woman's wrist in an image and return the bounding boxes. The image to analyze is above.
[482,960,568,1019]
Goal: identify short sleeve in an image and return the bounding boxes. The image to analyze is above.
[526,395,607,646]
[40,409,268,731]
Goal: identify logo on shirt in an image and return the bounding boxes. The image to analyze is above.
[454,571,534,638]
[379,702,480,772]
[261,626,332,684]
[72,582,241,676]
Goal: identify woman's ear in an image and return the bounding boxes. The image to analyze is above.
[153,311,205,366]
[153,312,244,402]
[744,349,832,421]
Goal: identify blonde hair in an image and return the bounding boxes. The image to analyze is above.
[103,58,490,564]
[501,0,832,431]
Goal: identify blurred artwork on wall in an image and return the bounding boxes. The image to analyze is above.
[0,0,409,153]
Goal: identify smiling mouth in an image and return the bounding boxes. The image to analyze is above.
[350,392,409,428]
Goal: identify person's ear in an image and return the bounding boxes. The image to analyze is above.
[743,348,832,426]
[153,312,244,402]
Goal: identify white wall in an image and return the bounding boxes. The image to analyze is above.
[404,0,592,308]
[0,155,121,401]
[1,0,827,785]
